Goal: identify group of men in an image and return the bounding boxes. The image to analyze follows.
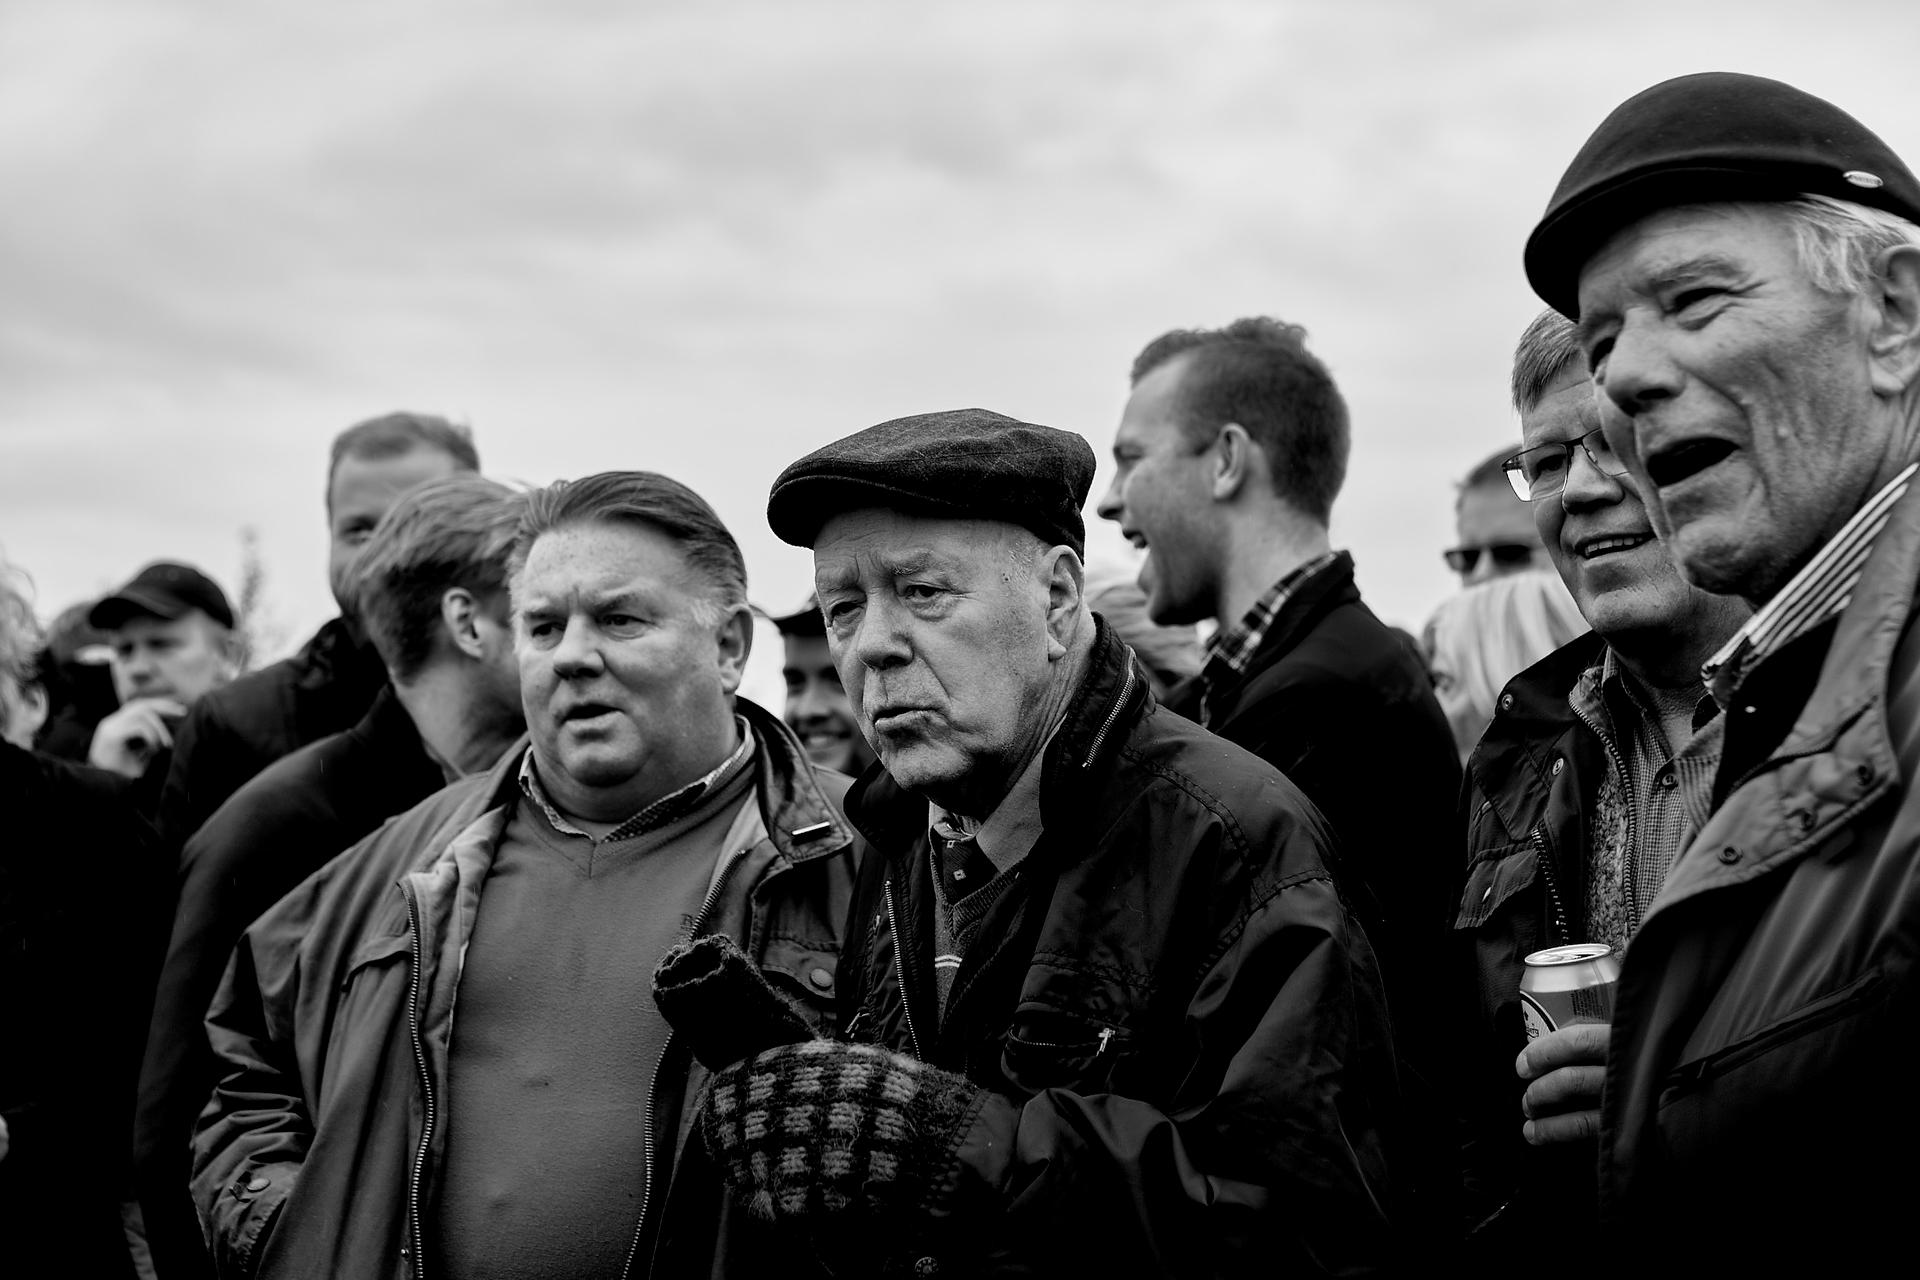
[4,67,1919,1278]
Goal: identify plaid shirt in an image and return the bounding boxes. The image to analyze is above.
[1196,551,1342,729]
[517,716,755,842]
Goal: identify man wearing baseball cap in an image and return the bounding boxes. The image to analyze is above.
[85,560,237,803]
[662,408,1405,1275]
[1525,72,1920,1267]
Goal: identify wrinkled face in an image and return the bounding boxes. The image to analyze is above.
[813,509,1057,809]
[1581,203,1890,603]
[1452,483,1548,585]
[514,521,748,821]
[328,447,465,615]
[1097,356,1224,625]
[783,634,873,775]
[108,611,232,706]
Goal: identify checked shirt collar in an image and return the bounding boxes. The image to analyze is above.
[518,715,755,842]
[1197,550,1341,728]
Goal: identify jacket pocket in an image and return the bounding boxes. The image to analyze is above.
[1454,842,1539,930]
[338,930,411,989]
[757,936,840,1028]
[1656,966,1887,1109]
[1000,1008,1134,1094]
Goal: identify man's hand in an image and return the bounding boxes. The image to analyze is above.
[1516,1022,1610,1145]
[88,697,186,778]
[701,1040,985,1224]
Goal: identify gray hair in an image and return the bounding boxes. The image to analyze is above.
[1776,194,1920,296]
[351,474,525,681]
[1511,309,1585,415]
[0,559,42,690]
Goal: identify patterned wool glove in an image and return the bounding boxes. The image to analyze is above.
[652,934,817,1072]
[699,1039,988,1224]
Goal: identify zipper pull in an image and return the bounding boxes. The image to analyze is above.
[1096,1027,1116,1056]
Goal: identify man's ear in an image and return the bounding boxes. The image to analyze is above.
[442,587,488,660]
[1209,422,1261,501]
[714,603,754,695]
[1040,546,1085,660]
[1867,243,1920,397]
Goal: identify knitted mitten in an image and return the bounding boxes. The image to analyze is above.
[652,934,819,1072]
[699,1039,988,1224]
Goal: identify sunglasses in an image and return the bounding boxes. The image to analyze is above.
[1443,543,1538,576]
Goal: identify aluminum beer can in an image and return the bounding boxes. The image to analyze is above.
[1519,944,1620,1041]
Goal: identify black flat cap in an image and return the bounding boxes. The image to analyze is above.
[89,561,235,630]
[1526,72,1920,318]
[768,408,1096,555]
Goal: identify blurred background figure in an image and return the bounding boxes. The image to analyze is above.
[1448,447,1550,585]
[0,561,48,749]
[84,562,238,810]
[1082,559,1202,699]
[31,601,120,760]
[771,595,876,777]
[1424,569,1587,762]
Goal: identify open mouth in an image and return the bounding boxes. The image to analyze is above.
[1577,532,1653,561]
[1647,438,1737,489]
[562,703,617,723]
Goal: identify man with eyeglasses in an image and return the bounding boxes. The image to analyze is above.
[1446,448,1550,585]
[1453,309,1748,1269]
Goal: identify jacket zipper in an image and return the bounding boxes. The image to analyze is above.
[403,885,435,1280]
[1569,699,1641,931]
[884,876,925,1060]
[1080,662,1136,770]
[1529,827,1571,944]
[618,847,751,1280]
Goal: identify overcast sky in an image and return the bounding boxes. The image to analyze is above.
[5,0,1918,699]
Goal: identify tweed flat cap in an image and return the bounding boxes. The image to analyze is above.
[768,408,1096,555]
[1526,72,1920,318]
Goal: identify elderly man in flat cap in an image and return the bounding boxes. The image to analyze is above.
[662,408,1405,1276]
[1525,72,1920,1268]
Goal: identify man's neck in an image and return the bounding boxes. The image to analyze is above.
[939,625,1095,825]
[395,664,520,782]
[1213,508,1332,630]
[543,716,743,831]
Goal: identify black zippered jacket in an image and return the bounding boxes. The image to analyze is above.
[1453,632,1606,1264]
[835,618,1405,1277]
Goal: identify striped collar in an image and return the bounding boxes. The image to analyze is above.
[1703,462,1919,703]
[517,716,755,842]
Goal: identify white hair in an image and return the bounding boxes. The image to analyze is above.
[1774,193,1920,296]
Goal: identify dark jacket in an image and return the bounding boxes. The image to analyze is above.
[1167,552,1461,994]
[1453,633,1608,1264]
[836,617,1404,1277]
[134,687,448,1280]
[191,699,859,1280]
[156,616,388,852]
[1,743,162,1280]
[1598,481,1920,1273]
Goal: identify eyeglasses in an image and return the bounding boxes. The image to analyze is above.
[1503,426,1632,501]
[1443,543,1539,576]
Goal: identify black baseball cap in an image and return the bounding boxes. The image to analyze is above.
[1526,72,1920,318]
[89,562,236,631]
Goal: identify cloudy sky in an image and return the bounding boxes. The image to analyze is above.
[5,0,1918,700]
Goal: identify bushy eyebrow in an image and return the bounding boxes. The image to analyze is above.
[1578,252,1749,346]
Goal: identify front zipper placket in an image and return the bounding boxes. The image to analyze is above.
[1080,662,1136,771]
[883,873,926,1060]
[402,883,436,1280]
[1529,827,1571,944]
[617,846,754,1280]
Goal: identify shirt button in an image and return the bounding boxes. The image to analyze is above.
[1658,770,1677,791]
[245,1176,269,1193]
[1499,693,1515,713]
[914,1258,942,1276]
[1550,757,1564,777]
[808,967,833,991]
[1857,764,1876,787]
[1718,845,1742,865]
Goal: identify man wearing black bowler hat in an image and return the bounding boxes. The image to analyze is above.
[1526,72,1920,1267]
[669,408,1405,1276]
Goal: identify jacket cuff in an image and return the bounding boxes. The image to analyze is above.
[205,1163,294,1278]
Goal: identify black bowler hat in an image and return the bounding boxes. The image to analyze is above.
[1526,72,1920,318]
[767,408,1097,557]
[89,562,235,631]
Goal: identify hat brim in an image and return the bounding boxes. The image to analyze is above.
[87,589,189,630]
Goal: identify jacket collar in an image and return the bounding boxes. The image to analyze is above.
[1468,631,1608,842]
[847,614,1151,856]
[1235,549,1359,671]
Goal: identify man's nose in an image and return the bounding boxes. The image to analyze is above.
[1596,316,1680,421]
[794,678,835,722]
[550,616,604,677]
[1095,473,1124,523]
[850,599,911,670]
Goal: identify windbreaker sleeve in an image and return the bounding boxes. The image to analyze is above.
[942,871,1404,1277]
[189,893,315,1278]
